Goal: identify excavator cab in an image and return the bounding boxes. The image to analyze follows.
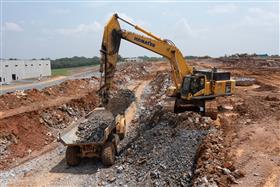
[181,75,205,98]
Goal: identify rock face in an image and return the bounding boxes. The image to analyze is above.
[106,89,135,117]
[75,109,114,143]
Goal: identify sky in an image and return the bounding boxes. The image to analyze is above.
[1,0,279,59]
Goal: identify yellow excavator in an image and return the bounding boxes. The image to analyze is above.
[99,13,235,117]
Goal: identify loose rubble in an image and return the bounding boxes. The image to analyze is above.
[97,108,214,186]
[217,54,280,68]
[0,133,17,160]
[95,71,215,186]
[76,110,114,143]
[106,89,135,117]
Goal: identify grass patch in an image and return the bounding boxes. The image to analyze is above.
[51,68,70,76]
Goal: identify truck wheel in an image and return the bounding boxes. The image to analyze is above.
[66,146,81,166]
[101,143,115,166]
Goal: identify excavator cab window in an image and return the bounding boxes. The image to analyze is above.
[181,76,191,96]
[181,75,205,97]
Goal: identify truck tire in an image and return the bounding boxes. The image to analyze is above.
[66,146,81,166]
[101,143,115,166]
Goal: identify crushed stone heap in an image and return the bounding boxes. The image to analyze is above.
[75,109,114,143]
[75,89,135,143]
[106,89,135,117]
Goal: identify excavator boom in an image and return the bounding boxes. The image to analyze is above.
[100,13,192,103]
[99,13,235,115]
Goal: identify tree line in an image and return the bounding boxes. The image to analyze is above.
[50,55,163,69]
[51,56,100,69]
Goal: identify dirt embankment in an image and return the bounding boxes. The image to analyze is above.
[0,78,99,112]
[0,92,99,169]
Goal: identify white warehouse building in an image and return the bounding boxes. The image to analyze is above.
[0,59,51,83]
[124,57,144,63]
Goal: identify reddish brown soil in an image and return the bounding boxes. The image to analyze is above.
[0,77,100,170]
[0,112,53,169]
[0,78,99,112]
[0,92,100,170]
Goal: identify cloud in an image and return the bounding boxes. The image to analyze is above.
[244,7,278,27]
[4,22,23,32]
[54,22,102,37]
[53,8,70,14]
[105,12,150,28]
[176,18,196,37]
[173,18,209,39]
[208,4,237,14]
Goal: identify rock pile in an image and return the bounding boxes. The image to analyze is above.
[143,72,172,107]
[192,130,244,186]
[0,133,17,160]
[76,110,114,143]
[75,89,135,143]
[106,89,135,117]
[218,55,280,68]
[39,93,99,129]
[106,108,214,186]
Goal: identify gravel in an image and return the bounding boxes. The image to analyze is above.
[106,89,135,117]
[75,110,114,143]
[75,89,135,143]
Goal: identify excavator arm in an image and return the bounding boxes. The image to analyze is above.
[99,13,192,104]
[99,13,235,117]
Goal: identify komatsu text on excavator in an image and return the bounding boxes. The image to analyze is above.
[99,13,235,117]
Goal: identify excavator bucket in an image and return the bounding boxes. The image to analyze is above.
[99,14,122,104]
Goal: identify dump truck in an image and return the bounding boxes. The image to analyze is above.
[58,107,126,166]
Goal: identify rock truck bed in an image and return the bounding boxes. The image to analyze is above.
[58,89,136,166]
[59,108,115,146]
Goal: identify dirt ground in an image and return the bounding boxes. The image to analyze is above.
[0,58,279,187]
[193,57,280,186]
